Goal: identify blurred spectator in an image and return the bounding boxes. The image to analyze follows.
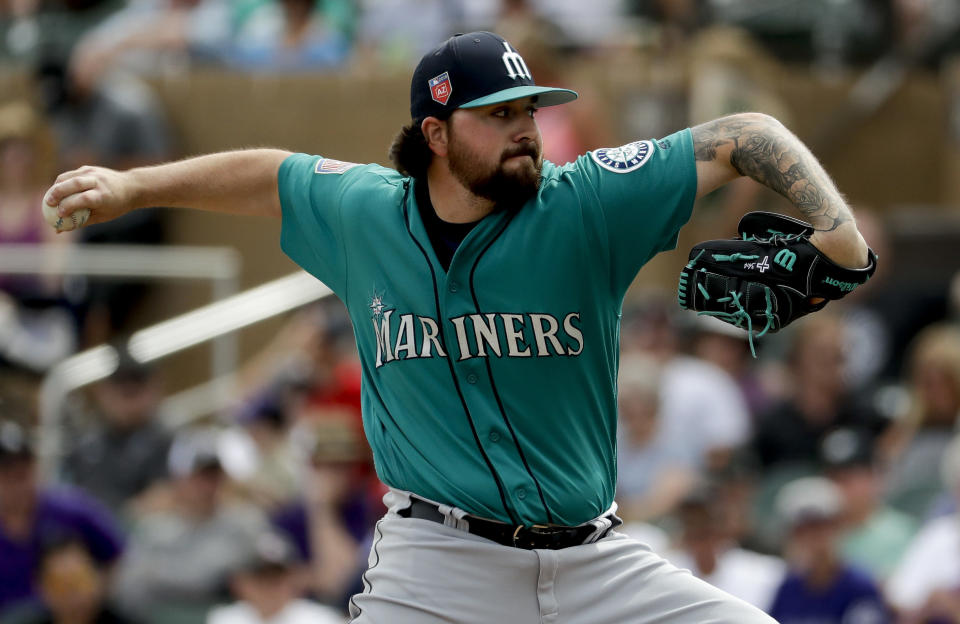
[0,0,117,64]
[229,397,300,512]
[769,476,890,624]
[0,420,124,616]
[752,314,889,472]
[888,0,960,70]
[831,208,895,390]
[67,0,231,86]
[11,537,139,624]
[663,487,786,611]
[238,305,370,494]
[887,434,960,623]
[821,428,917,583]
[33,58,172,344]
[623,300,751,471]
[632,0,712,51]
[207,532,344,624]
[227,0,353,71]
[690,315,772,418]
[885,324,960,520]
[111,430,270,624]
[62,347,172,519]
[615,354,697,523]
[0,100,60,296]
[354,0,462,70]
[524,0,630,49]
[34,58,173,174]
[0,101,76,373]
[272,420,376,607]
[239,305,360,426]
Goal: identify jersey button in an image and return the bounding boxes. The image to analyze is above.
[466,373,478,384]
[516,488,527,500]
[449,281,460,293]
[488,431,500,442]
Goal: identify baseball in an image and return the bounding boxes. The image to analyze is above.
[42,201,90,232]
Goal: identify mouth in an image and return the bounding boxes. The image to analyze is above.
[502,146,539,163]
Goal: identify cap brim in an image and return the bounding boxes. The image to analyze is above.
[459,86,578,109]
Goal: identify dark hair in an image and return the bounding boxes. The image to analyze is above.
[388,120,432,179]
[35,534,97,577]
[390,112,454,180]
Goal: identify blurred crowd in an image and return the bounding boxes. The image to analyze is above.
[2,1,960,624]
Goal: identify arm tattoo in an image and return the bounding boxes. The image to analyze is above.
[692,114,852,232]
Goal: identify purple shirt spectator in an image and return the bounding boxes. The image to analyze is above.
[271,493,371,560]
[0,487,124,613]
[769,565,889,624]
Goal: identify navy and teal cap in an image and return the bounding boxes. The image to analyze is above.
[410,31,578,122]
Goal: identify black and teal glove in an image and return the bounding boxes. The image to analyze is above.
[678,211,878,355]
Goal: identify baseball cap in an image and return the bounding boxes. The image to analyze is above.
[820,428,874,471]
[410,32,578,122]
[167,429,223,478]
[0,420,34,465]
[775,476,843,528]
[238,532,298,576]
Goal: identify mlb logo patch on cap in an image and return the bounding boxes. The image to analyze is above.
[429,72,452,105]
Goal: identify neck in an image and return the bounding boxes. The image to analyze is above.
[255,602,287,620]
[0,495,36,536]
[806,555,839,588]
[425,163,494,223]
[54,607,99,624]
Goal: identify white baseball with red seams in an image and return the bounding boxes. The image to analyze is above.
[42,201,90,232]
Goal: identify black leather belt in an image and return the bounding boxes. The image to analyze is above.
[398,498,621,550]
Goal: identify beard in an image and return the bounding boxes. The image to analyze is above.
[447,130,542,211]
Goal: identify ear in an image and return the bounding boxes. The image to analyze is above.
[421,117,449,158]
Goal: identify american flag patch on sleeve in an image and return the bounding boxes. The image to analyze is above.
[314,158,360,175]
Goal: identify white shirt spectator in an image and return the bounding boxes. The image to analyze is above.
[664,547,787,611]
[207,599,345,624]
[659,356,752,465]
[886,513,960,612]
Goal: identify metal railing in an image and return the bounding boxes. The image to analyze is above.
[37,269,333,478]
[0,243,242,376]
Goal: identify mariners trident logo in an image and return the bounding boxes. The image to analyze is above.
[501,42,532,80]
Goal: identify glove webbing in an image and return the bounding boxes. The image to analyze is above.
[680,250,776,358]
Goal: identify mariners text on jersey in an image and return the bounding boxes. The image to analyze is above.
[371,310,584,367]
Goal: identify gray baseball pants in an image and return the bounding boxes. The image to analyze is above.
[348,490,777,623]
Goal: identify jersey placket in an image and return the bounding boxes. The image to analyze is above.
[405,193,548,526]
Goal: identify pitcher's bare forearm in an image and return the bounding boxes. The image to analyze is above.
[127,149,291,215]
[692,113,868,267]
[45,149,291,225]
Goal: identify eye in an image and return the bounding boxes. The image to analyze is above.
[493,108,509,118]
[527,107,538,118]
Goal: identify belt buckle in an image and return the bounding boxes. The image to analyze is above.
[512,525,523,547]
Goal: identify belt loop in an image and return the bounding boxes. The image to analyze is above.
[437,504,471,531]
[582,515,611,544]
[450,506,470,531]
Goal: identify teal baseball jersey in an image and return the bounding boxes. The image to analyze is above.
[278,129,697,527]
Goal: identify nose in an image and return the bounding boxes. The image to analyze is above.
[513,115,538,144]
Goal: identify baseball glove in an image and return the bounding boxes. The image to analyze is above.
[677,211,878,355]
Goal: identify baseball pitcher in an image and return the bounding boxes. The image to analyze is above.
[45,32,874,623]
